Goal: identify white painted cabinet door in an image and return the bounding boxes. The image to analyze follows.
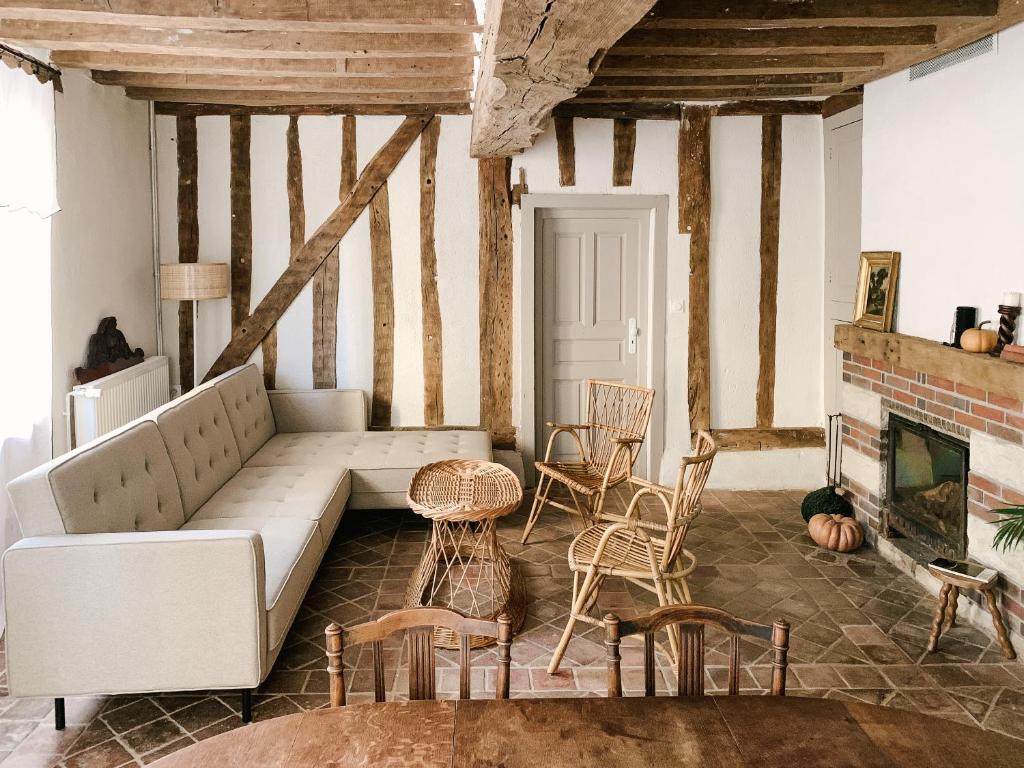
[540,215,640,462]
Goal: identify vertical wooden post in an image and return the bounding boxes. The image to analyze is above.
[554,116,576,186]
[326,623,345,707]
[478,157,515,449]
[420,116,445,425]
[176,115,199,393]
[369,182,395,427]
[612,118,636,187]
[679,106,713,436]
[604,613,623,698]
[229,115,252,335]
[756,114,782,428]
[263,114,304,390]
[313,116,350,389]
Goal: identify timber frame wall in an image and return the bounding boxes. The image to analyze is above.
[170,113,516,446]
[167,99,840,456]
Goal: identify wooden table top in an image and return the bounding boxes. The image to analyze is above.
[153,696,1024,768]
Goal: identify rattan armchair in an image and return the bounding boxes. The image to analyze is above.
[521,380,655,544]
[547,431,717,673]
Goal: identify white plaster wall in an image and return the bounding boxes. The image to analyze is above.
[51,71,156,456]
[156,113,826,489]
[862,21,1024,341]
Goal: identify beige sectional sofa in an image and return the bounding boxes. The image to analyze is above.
[3,363,490,725]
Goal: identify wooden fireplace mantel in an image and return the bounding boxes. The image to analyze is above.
[834,325,1024,403]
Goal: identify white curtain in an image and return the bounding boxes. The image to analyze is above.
[0,57,58,634]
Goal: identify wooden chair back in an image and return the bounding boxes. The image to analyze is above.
[583,380,655,479]
[604,605,789,698]
[325,608,512,706]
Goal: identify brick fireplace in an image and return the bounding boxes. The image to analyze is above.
[835,325,1024,657]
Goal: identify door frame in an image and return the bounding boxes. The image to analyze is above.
[823,105,863,416]
[519,193,668,486]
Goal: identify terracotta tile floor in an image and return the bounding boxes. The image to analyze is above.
[1,488,1023,766]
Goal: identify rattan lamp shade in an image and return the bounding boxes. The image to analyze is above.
[160,263,229,301]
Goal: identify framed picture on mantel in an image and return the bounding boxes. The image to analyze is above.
[854,251,901,332]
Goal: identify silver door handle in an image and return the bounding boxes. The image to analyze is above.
[628,318,638,354]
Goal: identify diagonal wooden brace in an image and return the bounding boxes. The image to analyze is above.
[203,115,430,382]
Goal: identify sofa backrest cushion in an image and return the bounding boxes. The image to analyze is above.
[213,364,277,463]
[267,389,368,433]
[155,388,242,518]
[7,421,185,537]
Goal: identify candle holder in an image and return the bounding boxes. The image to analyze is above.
[991,304,1022,357]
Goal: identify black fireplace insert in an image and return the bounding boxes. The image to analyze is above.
[886,414,969,559]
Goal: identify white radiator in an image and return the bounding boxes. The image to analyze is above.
[66,356,171,449]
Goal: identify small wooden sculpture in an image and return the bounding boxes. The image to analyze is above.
[74,317,145,384]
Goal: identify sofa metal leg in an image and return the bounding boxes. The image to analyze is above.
[54,698,65,730]
[241,690,253,723]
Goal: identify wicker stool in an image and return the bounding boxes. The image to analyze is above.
[405,460,526,649]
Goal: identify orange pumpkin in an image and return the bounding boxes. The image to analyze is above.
[961,326,998,353]
[808,513,864,553]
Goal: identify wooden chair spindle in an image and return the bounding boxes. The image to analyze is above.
[372,640,386,703]
[459,633,471,700]
[643,631,656,697]
[727,635,741,695]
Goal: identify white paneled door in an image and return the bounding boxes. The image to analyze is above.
[539,213,642,463]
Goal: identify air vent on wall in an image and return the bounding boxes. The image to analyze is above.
[909,34,995,80]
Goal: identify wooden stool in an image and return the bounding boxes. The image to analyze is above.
[926,558,1017,660]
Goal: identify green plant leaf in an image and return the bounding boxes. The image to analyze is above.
[992,507,1024,553]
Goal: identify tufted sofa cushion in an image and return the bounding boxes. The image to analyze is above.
[189,466,350,549]
[180,515,321,652]
[154,388,243,518]
[212,364,276,463]
[7,422,186,537]
[245,430,492,507]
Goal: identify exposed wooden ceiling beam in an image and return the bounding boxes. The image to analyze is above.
[93,71,472,92]
[126,87,469,106]
[576,87,817,101]
[470,0,658,158]
[552,98,827,120]
[0,6,479,33]
[0,1,479,27]
[155,102,470,116]
[589,72,845,87]
[51,50,473,76]
[834,0,1024,93]
[600,53,883,74]
[0,18,475,57]
[553,101,682,120]
[613,25,937,54]
[643,0,997,26]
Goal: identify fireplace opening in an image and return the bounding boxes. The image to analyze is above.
[885,413,969,559]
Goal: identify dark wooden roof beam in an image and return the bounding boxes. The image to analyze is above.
[642,0,998,27]
[612,25,937,54]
